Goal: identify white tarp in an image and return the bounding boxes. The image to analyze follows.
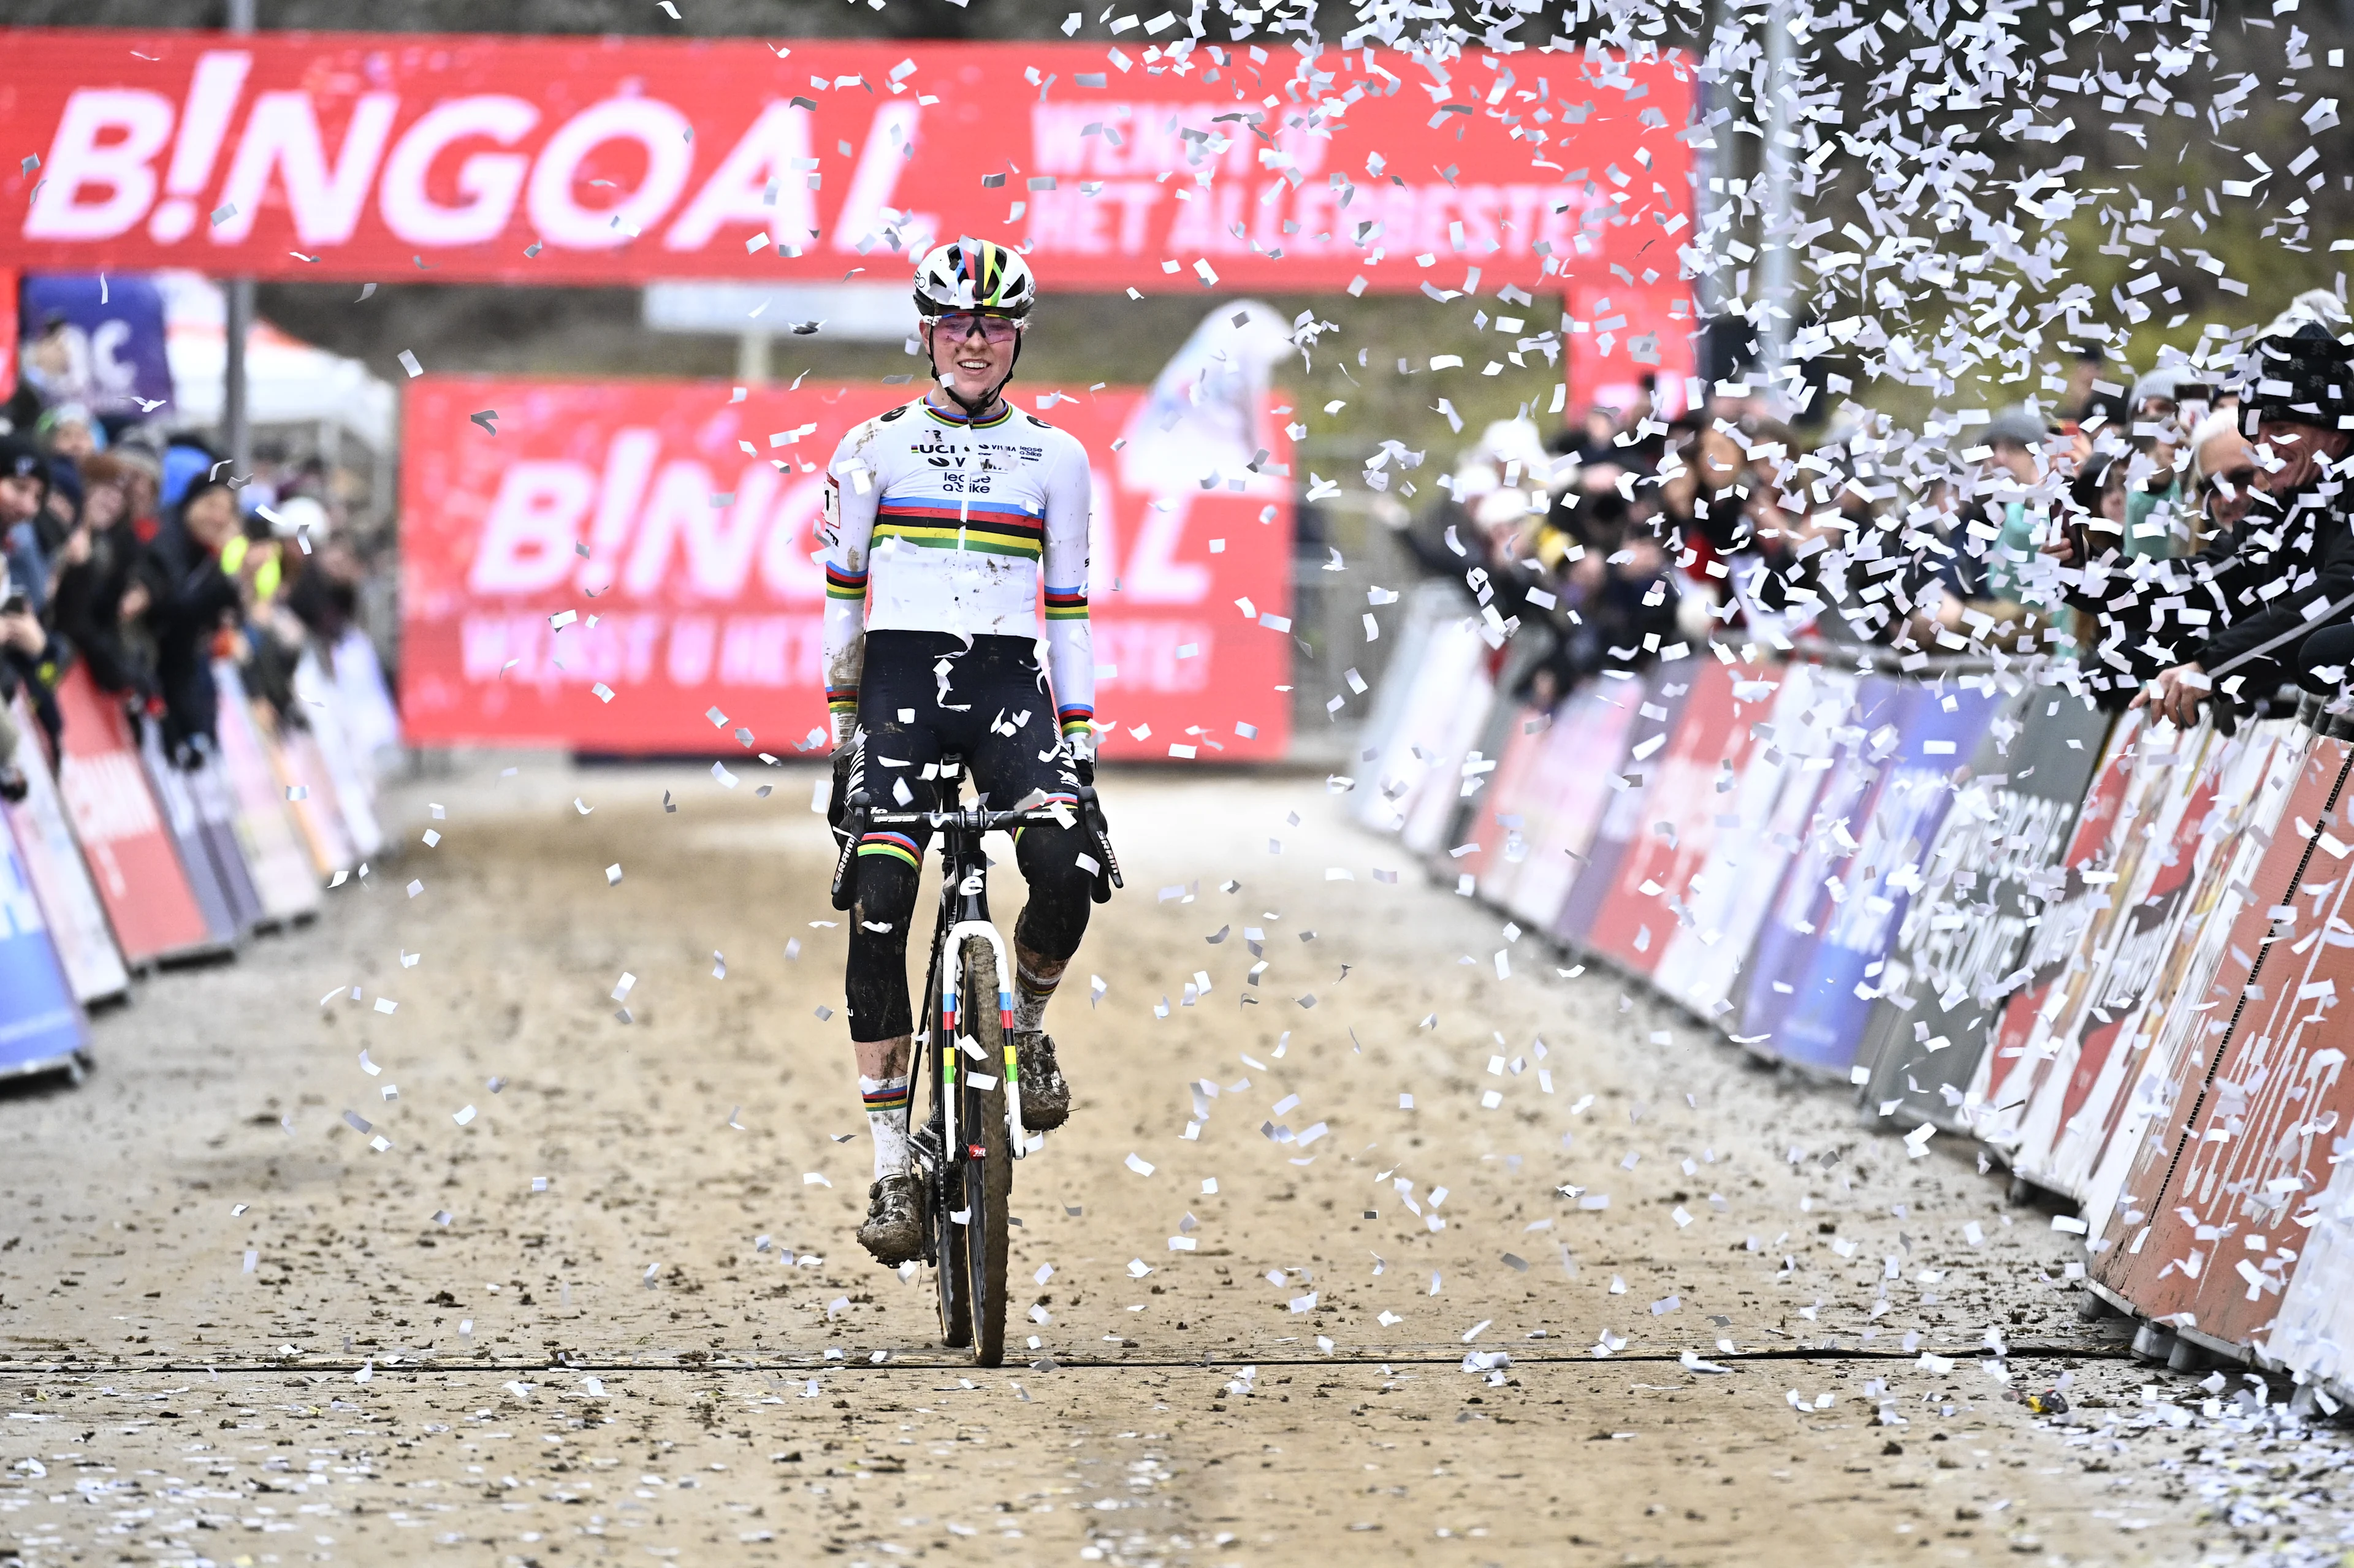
[1118,299,1296,497]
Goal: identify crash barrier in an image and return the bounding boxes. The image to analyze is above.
[1357,584,2354,1410]
[0,649,394,1082]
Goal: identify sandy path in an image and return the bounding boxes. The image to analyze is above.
[0,759,2225,1564]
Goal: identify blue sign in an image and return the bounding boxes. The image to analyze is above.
[18,274,175,417]
[1737,680,2004,1075]
[0,813,88,1075]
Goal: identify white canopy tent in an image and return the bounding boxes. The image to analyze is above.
[153,271,398,520]
[154,271,397,451]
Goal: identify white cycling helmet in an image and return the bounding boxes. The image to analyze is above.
[913,239,1037,321]
[915,240,1037,414]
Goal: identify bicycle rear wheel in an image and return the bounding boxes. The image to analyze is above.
[954,937,1013,1368]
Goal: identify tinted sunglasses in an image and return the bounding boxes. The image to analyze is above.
[932,312,1022,344]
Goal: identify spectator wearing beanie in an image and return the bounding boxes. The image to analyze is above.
[2082,318,2354,725]
[132,472,246,763]
[0,433,49,605]
[50,452,154,700]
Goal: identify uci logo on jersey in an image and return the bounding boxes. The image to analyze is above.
[912,435,963,468]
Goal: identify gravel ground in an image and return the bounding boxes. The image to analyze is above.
[2,757,2349,1567]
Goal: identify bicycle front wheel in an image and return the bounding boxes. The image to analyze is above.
[954,936,1013,1368]
[921,955,972,1351]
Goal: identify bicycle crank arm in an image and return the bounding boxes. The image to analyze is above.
[1078,786,1124,892]
[828,805,867,910]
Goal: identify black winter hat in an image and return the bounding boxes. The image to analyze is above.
[0,432,47,488]
[2237,320,2354,436]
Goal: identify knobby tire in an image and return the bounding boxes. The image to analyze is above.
[921,947,972,1351]
[958,937,1013,1368]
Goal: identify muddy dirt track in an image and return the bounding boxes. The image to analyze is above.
[0,759,2321,1566]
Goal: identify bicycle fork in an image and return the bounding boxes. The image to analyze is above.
[939,920,1029,1160]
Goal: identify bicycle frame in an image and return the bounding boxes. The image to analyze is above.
[831,753,1120,1360]
[941,916,1023,1156]
[867,785,1072,1162]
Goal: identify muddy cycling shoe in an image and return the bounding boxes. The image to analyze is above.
[857,1173,924,1266]
[1011,1031,1071,1131]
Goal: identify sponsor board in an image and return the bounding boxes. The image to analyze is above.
[258,704,359,878]
[2070,725,2314,1241]
[1853,690,2112,1133]
[1503,678,1637,932]
[1731,671,1903,1065]
[2,693,130,1005]
[1350,585,1464,832]
[1990,722,2287,1195]
[1569,658,1749,973]
[135,717,250,948]
[1734,680,1999,1076]
[2033,724,2302,1212]
[2089,739,2352,1350]
[1454,701,1550,911]
[0,807,86,1075]
[1651,658,1841,1024]
[1968,714,2185,1157]
[400,376,1293,756]
[1553,664,1695,952]
[0,31,1689,297]
[48,666,216,965]
[294,650,386,858]
[15,271,175,416]
[213,661,325,923]
[1397,658,1499,861]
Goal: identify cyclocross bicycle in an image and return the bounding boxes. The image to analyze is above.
[830,754,1121,1365]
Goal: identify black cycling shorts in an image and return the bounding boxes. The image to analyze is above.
[844,631,1080,859]
[840,631,1094,1041]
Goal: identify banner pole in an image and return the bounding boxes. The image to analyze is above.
[736,329,771,387]
[1756,0,1796,408]
[223,0,256,482]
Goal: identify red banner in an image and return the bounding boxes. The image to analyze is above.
[0,30,1692,294]
[2090,740,2352,1341]
[0,268,16,402]
[400,376,1292,757]
[1579,660,1758,977]
[48,666,216,965]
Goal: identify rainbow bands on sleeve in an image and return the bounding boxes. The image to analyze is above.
[825,562,869,601]
[1057,703,1094,737]
[826,683,859,715]
[1043,584,1089,621]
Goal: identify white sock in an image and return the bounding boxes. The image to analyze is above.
[861,1075,910,1178]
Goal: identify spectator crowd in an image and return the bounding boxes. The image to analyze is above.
[0,390,383,804]
[1393,289,2354,738]
[15,276,2353,801]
